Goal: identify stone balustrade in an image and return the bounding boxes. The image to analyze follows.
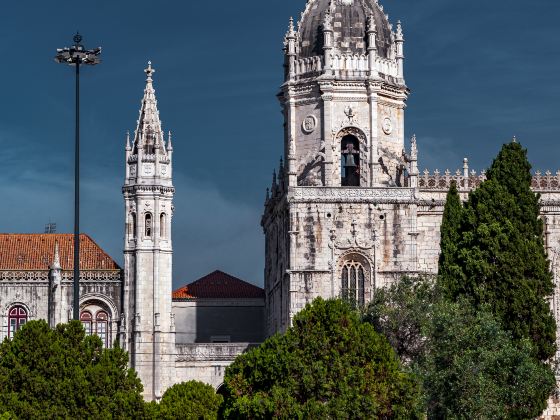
[175,343,257,362]
[418,169,560,192]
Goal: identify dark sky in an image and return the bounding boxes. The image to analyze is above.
[1,0,559,288]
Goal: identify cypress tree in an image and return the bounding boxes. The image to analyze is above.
[438,181,464,296]
[440,141,556,361]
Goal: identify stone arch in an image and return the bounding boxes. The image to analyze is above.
[79,293,118,318]
[3,301,33,318]
[336,250,374,305]
[334,126,369,187]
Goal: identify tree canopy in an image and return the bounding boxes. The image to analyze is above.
[363,275,440,364]
[438,141,556,361]
[0,320,146,419]
[148,380,223,420]
[221,298,423,419]
[419,300,555,419]
[364,276,556,419]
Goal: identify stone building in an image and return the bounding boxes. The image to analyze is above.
[2,0,560,416]
[0,234,122,346]
[261,0,560,416]
[121,63,265,399]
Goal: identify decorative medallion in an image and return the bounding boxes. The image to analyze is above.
[129,165,136,177]
[302,115,317,134]
[161,165,168,176]
[382,117,393,135]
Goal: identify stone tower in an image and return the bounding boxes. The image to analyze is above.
[122,62,176,400]
[262,0,417,335]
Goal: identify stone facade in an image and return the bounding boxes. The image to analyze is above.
[262,1,560,416]
[0,234,122,346]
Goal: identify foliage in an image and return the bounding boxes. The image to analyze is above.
[438,142,556,361]
[0,320,146,419]
[438,181,463,294]
[418,300,556,419]
[221,298,423,419]
[152,380,223,420]
[362,276,441,364]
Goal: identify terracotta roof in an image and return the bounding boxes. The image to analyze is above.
[173,270,264,300]
[0,234,120,270]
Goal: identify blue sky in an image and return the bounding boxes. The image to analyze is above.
[0,0,559,288]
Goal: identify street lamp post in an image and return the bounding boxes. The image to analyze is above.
[55,34,101,321]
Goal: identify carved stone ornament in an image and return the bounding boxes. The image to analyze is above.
[143,163,154,176]
[302,115,317,134]
[161,165,168,175]
[382,117,393,135]
[291,187,416,203]
[129,203,137,214]
[129,165,136,177]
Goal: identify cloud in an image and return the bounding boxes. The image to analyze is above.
[0,151,264,289]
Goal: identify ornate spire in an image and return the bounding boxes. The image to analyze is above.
[125,131,131,151]
[133,61,165,154]
[51,241,61,270]
[167,131,173,151]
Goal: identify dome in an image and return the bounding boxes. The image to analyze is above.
[298,0,394,59]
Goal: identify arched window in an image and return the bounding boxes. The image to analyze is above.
[145,213,152,237]
[8,305,28,338]
[160,213,166,238]
[80,309,110,348]
[341,259,366,307]
[341,135,360,187]
[80,311,93,335]
[96,311,109,347]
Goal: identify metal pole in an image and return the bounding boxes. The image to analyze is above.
[73,60,80,321]
[55,35,100,321]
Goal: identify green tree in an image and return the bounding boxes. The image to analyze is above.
[153,380,223,420]
[438,142,556,361]
[419,300,555,419]
[362,276,440,364]
[438,181,464,295]
[0,320,146,419]
[221,298,423,419]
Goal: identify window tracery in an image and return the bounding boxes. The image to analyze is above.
[340,257,367,306]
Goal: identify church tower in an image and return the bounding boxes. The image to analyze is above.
[263,0,418,335]
[122,62,175,400]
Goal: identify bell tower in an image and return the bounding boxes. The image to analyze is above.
[122,62,175,400]
[263,0,418,335]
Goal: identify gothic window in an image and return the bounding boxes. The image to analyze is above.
[340,259,366,307]
[145,213,152,237]
[80,309,110,348]
[341,135,360,187]
[8,306,28,338]
[160,213,166,238]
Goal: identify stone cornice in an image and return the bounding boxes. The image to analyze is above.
[122,185,175,194]
[0,270,122,283]
[288,187,416,203]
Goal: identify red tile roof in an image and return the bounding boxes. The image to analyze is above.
[0,234,120,270]
[173,270,264,300]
